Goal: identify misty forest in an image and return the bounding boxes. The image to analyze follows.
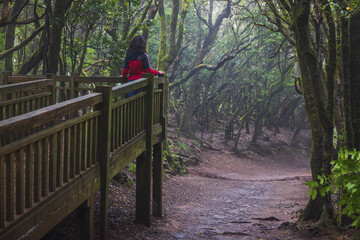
[1,0,360,239]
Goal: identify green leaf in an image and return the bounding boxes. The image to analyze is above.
[311,190,317,200]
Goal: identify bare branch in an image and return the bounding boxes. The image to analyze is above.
[193,0,209,27]
[0,25,45,59]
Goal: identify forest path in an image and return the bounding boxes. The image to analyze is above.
[103,128,324,240]
[45,128,354,239]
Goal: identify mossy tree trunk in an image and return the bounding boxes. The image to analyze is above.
[157,0,189,71]
[4,0,25,72]
[349,12,360,150]
[291,0,336,222]
[46,0,70,74]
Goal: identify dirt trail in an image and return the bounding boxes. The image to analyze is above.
[102,128,318,240]
[45,128,357,239]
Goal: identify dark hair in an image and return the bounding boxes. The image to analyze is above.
[127,35,147,53]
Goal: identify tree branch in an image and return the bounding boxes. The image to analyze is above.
[0,25,45,59]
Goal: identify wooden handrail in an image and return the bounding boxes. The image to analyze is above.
[0,93,102,136]
[0,79,53,95]
[0,73,167,240]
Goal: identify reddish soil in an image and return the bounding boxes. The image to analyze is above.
[44,126,360,240]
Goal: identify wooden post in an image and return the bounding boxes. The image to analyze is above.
[0,71,10,85]
[135,74,154,227]
[70,73,79,99]
[95,86,113,239]
[76,195,95,240]
[0,71,11,101]
[46,73,56,105]
[152,142,163,217]
[152,76,166,217]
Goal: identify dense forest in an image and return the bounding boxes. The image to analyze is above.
[1,0,360,231]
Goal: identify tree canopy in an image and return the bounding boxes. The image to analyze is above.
[2,0,360,229]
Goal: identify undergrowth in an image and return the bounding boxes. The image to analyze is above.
[164,139,189,175]
[306,148,360,228]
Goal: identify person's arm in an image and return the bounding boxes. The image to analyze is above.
[143,53,159,75]
[122,68,129,77]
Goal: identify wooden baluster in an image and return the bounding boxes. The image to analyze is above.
[70,125,77,178]
[88,118,94,167]
[76,123,82,174]
[41,138,49,198]
[49,134,57,192]
[120,105,123,146]
[16,149,25,215]
[81,121,87,171]
[0,156,5,228]
[64,128,71,182]
[34,141,41,202]
[25,144,33,208]
[93,117,99,165]
[6,153,15,221]
[57,131,63,187]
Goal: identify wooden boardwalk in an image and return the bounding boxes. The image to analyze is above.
[0,73,167,239]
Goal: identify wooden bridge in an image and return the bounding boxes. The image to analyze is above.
[0,72,167,239]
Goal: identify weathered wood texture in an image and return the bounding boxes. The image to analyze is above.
[0,79,55,121]
[0,74,166,240]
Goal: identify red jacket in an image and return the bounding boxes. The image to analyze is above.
[122,51,159,81]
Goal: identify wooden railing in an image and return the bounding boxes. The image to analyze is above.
[1,71,127,103]
[0,73,166,240]
[0,78,55,121]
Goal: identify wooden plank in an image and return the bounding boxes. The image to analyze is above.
[73,76,125,83]
[7,75,46,83]
[131,100,135,138]
[135,74,154,227]
[0,79,53,95]
[76,123,82,174]
[0,71,10,87]
[41,137,49,197]
[81,121,87,171]
[76,195,95,240]
[119,105,123,146]
[116,107,119,148]
[0,111,101,156]
[88,118,94,167]
[34,141,41,202]
[0,93,102,137]
[0,155,5,228]
[112,92,145,108]
[49,134,57,192]
[135,152,150,226]
[152,142,163,217]
[111,108,116,151]
[16,149,25,214]
[0,92,51,108]
[95,86,112,240]
[57,131,63,187]
[63,128,71,183]
[93,117,98,165]
[70,125,77,178]
[25,144,33,208]
[135,98,139,134]
[0,164,100,240]
[126,102,130,142]
[112,78,148,97]
[109,133,146,179]
[141,95,145,130]
[6,153,15,221]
